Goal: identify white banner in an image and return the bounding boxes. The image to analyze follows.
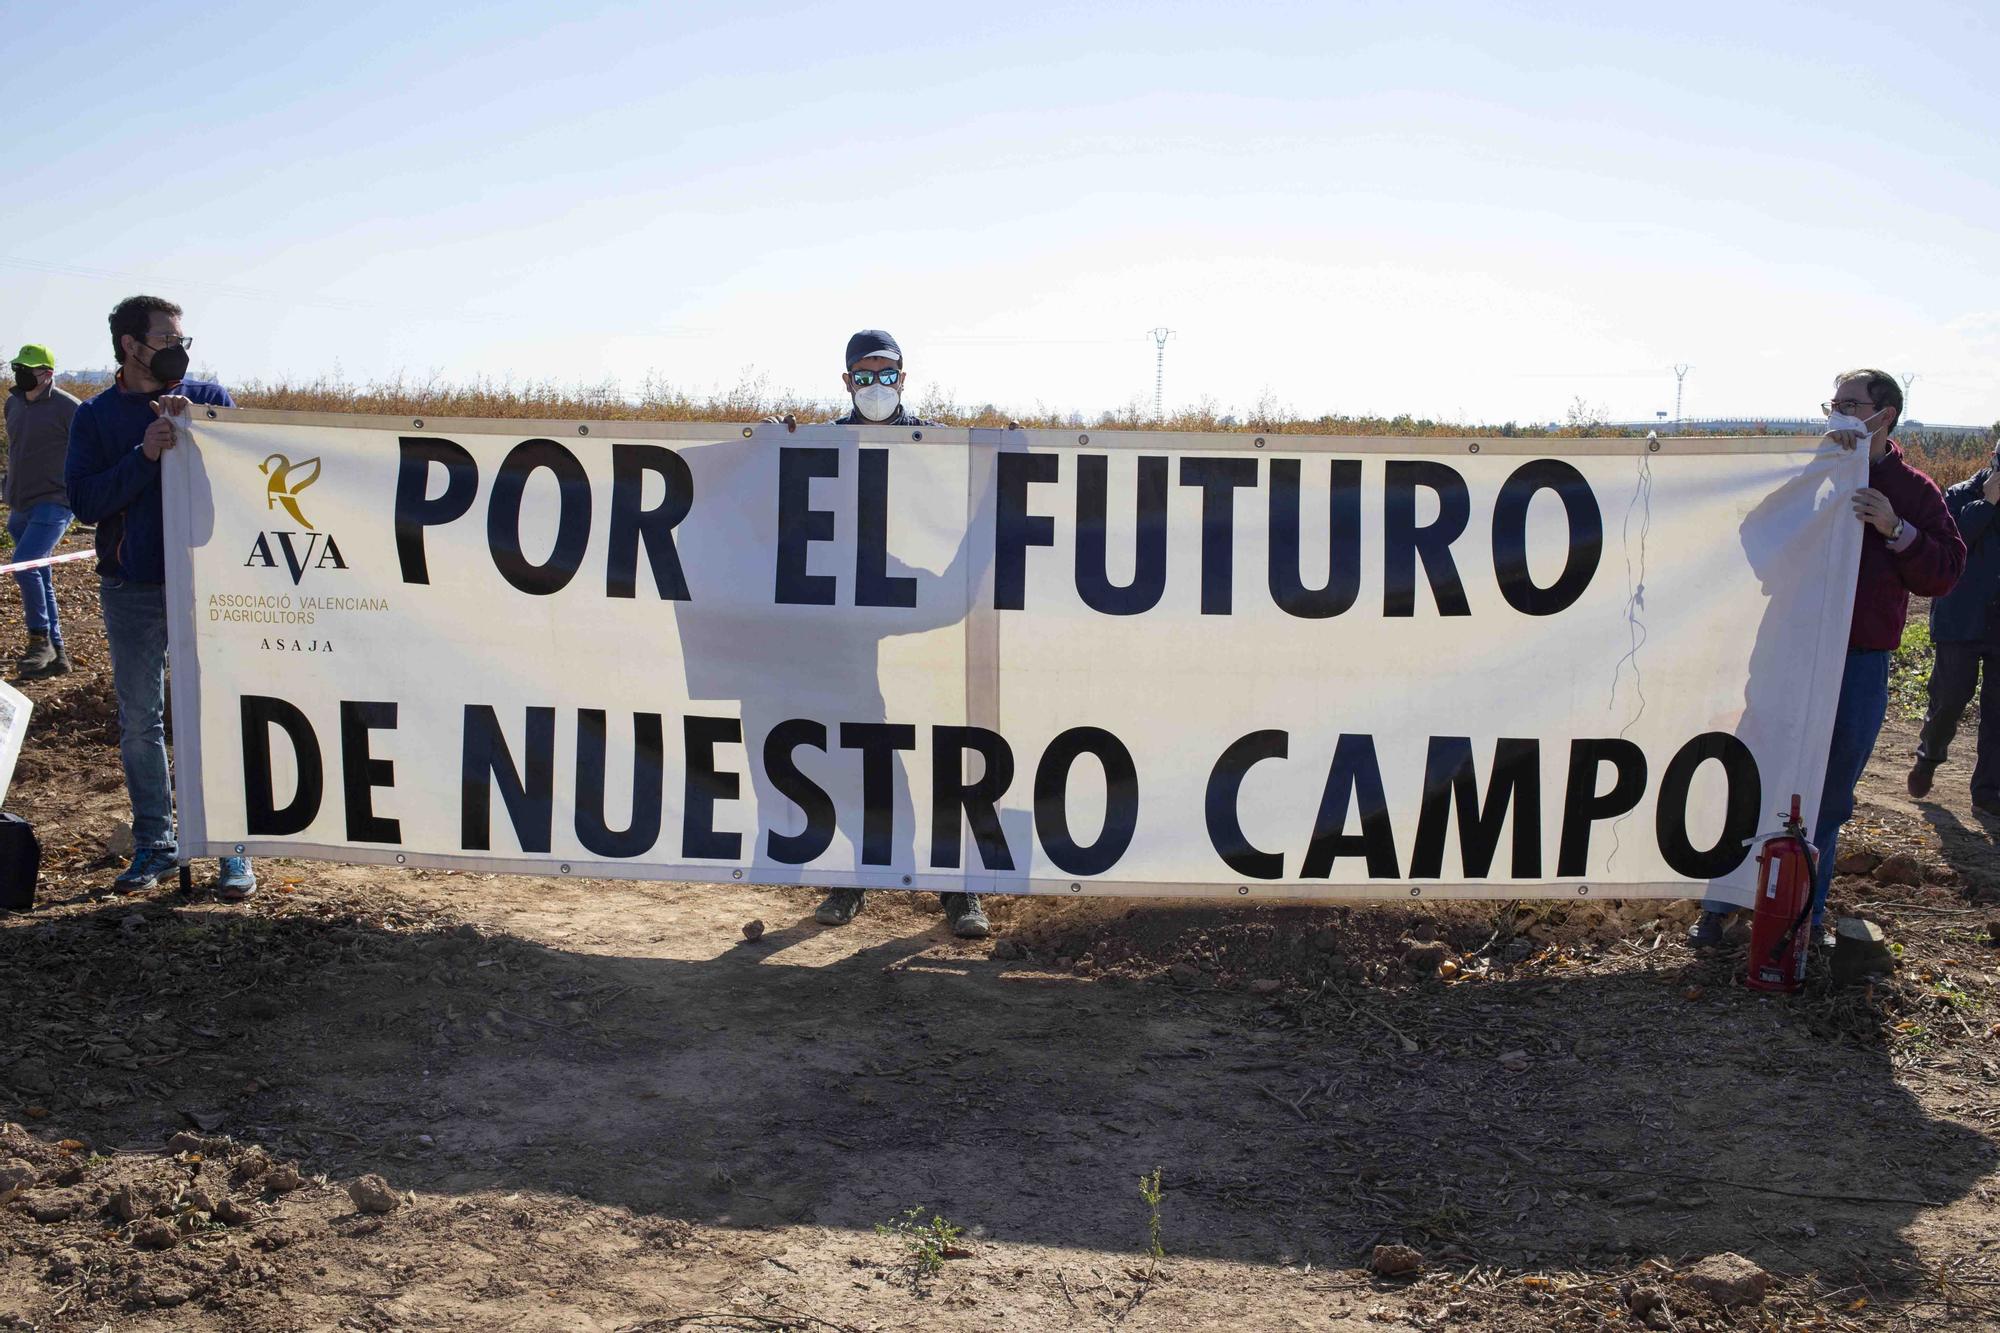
[162,412,1862,904]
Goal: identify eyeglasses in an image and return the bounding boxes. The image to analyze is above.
[1822,397,1874,415]
[850,368,901,387]
[144,334,194,351]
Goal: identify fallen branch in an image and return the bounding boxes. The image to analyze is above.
[495,1004,621,1050]
[1256,1082,1311,1122]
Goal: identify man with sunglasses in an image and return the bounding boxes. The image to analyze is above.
[818,330,988,934]
[830,329,929,426]
[1907,441,2000,814]
[1689,369,1962,949]
[766,329,935,429]
[64,295,255,901]
[760,330,989,936]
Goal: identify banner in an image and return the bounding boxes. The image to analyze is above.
[163,412,1863,904]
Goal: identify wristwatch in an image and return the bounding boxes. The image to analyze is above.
[1889,518,1907,544]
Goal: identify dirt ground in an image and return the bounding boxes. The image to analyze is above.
[4,552,2000,1332]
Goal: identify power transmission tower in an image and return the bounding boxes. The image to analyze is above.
[1671,364,1692,425]
[1899,372,1918,420]
[1149,327,1175,422]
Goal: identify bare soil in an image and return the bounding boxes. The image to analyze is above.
[4,552,2000,1332]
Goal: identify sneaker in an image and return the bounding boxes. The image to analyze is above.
[1687,910,1729,948]
[941,892,991,939]
[216,856,257,902]
[1907,760,1937,799]
[815,887,865,926]
[14,633,54,678]
[114,847,179,894]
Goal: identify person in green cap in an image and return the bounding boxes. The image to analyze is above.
[5,344,78,678]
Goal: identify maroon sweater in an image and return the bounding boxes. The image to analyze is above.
[1849,440,1964,650]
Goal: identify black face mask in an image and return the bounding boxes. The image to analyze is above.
[143,342,190,386]
[11,367,35,393]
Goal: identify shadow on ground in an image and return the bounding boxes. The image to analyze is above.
[4,890,1990,1293]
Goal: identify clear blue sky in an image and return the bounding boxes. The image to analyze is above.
[7,0,1996,425]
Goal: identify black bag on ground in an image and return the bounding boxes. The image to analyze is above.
[0,812,41,912]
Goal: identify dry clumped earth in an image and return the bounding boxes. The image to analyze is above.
[3,550,2000,1332]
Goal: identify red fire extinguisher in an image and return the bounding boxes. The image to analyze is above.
[1745,795,1816,994]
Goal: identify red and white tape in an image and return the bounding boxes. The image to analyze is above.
[0,550,95,576]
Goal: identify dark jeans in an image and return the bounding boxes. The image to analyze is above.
[1706,648,1889,928]
[1916,640,2000,801]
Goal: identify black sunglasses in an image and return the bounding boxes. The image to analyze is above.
[850,368,902,387]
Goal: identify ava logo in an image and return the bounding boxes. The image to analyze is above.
[260,453,321,527]
[245,453,347,586]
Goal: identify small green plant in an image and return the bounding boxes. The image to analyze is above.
[1889,618,1936,720]
[1138,1166,1165,1266]
[1931,980,1972,1010]
[876,1206,964,1284]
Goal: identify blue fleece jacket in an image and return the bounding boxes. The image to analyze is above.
[65,376,234,583]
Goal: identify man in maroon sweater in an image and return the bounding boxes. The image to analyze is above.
[1691,369,1965,946]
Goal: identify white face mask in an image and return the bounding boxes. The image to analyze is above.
[853,383,900,422]
[1826,409,1880,448]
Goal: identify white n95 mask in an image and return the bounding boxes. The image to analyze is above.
[1825,410,1876,448]
[854,384,900,422]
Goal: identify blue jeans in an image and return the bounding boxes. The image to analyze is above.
[1707,648,1890,927]
[8,501,73,644]
[100,577,176,852]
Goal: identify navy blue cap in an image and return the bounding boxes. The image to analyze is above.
[845,329,903,368]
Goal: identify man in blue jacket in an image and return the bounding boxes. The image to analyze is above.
[1909,448,2000,814]
[64,295,255,899]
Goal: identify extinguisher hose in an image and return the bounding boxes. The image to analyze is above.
[1765,836,1820,965]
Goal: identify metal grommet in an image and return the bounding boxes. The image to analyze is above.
[732,869,743,880]
[1468,443,1481,454]
[1648,440,1661,452]
[578,424,590,436]
[1069,882,1081,893]
[233,843,246,854]
[206,408,217,419]
[560,864,572,874]
[742,426,754,438]
[1237,885,1250,896]
[1078,433,1089,446]
[902,875,913,885]
[395,854,407,865]
[1577,884,1590,896]
[1409,886,1423,897]
[413,418,424,428]
[911,431,923,442]
[1254,436,1266,448]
